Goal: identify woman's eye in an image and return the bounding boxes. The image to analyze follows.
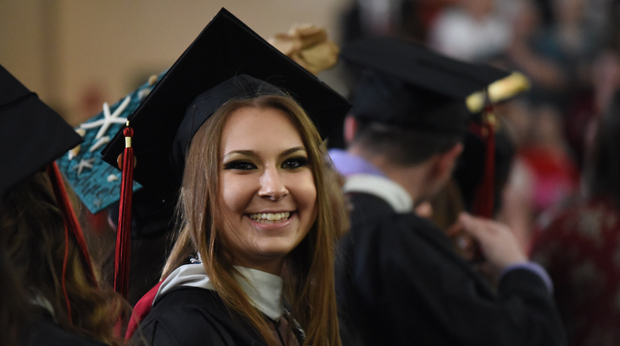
[223,161,256,170]
[282,157,308,169]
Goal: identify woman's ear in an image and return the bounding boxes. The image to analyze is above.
[433,142,464,184]
[343,115,358,145]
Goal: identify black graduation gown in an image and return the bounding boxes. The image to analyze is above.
[21,315,107,346]
[336,192,567,346]
[134,287,267,346]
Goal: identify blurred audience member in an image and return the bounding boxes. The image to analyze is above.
[340,0,425,43]
[499,103,579,252]
[530,90,620,346]
[504,0,567,103]
[429,0,511,61]
[519,106,579,214]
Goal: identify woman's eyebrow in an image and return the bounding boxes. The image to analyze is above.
[222,150,256,160]
[280,147,306,157]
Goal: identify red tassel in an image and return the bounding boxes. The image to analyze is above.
[114,125,134,299]
[46,162,99,324]
[61,223,72,323]
[472,105,496,218]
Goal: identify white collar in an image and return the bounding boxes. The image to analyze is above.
[343,173,413,213]
[156,263,284,320]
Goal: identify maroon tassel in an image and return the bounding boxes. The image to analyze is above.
[472,105,496,219]
[114,125,134,299]
[46,162,98,285]
[46,162,99,323]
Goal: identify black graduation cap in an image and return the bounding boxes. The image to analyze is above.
[0,64,83,194]
[340,38,509,134]
[101,8,350,201]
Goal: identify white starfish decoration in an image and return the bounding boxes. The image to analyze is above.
[80,96,131,139]
[71,158,96,176]
[89,136,110,152]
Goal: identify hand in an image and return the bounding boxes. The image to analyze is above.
[455,212,527,273]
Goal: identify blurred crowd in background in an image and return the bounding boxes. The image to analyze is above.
[339,0,620,250]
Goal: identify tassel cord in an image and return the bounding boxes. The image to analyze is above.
[114,126,134,300]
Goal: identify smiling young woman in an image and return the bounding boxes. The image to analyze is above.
[109,11,351,346]
[151,93,346,346]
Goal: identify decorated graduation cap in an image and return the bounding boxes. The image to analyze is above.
[100,8,350,299]
[56,73,165,214]
[340,37,510,218]
[0,64,98,322]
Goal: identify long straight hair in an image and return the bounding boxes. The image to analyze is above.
[163,95,346,346]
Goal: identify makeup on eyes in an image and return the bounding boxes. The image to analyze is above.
[222,148,309,171]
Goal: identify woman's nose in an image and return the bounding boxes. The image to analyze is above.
[258,167,289,201]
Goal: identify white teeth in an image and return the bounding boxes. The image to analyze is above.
[248,212,291,223]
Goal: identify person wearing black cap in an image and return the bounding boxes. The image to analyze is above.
[330,38,566,346]
[103,9,350,346]
[0,64,125,345]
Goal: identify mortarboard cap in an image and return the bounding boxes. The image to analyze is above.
[0,64,83,194]
[101,8,350,202]
[56,73,165,214]
[0,64,98,287]
[340,38,509,134]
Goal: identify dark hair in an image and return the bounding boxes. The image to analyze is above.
[587,91,620,204]
[454,127,515,214]
[0,226,28,346]
[0,172,125,345]
[352,119,463,166]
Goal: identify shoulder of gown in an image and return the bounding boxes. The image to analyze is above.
[134,287,266,346]
[22,315,107,346]
[336,192,566,346]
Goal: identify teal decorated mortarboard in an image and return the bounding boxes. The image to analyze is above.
[57,73,164,214]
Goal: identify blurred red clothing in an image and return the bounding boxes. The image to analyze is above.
[519,146,579,213]
[531,196,620,346]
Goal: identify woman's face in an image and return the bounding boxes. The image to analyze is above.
[217,106,317,275]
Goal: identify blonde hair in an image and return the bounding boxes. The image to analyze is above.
[0,173,125,346]
[163,94,346,346]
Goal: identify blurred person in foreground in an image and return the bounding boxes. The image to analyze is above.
[0,64,125,345]
[331,38,566,346]
[530,90,620,346]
